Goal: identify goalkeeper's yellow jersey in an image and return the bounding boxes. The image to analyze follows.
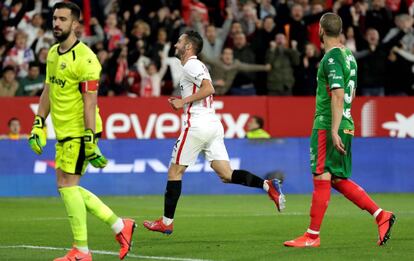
[46,41,103,140]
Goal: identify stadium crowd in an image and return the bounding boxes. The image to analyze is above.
[0,0,413,97]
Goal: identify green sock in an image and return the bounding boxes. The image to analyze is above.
[59,186,88,247]
[78,186,118,226]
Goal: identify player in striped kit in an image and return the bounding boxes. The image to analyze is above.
[143,31,285,234]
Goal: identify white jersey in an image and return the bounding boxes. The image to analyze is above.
[180,56,216,124]
[171,55,229,166]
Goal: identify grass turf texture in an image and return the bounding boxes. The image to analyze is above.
[0,194,413,261]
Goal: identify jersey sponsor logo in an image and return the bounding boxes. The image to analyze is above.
[34,158,241,174]
[382,113,414,138]
[49,76,67,88]
[343,129,355,136]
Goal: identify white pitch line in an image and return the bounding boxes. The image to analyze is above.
[9,212,308,222]
[11,209,414,222]
[0,245,213,261]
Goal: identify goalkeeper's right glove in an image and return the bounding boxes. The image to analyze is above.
[28,115,47,155]
[84,128,108,168]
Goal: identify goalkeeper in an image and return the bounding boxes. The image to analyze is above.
[28,2,135,260]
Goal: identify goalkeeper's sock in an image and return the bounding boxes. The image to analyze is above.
[308,179,331,237]
[231,170,264,188]
[111,217,125,234]
[59,186,88,248]
[76,246,90,254]
[78,186,121,233]
[164,180,182,219]
[332,179,380,216]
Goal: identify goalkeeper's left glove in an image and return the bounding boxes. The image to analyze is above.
[84,128,108,168]
[28,115,47,155]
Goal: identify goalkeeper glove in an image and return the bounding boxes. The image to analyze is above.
[84,128,108,168]
[28,115,47,155]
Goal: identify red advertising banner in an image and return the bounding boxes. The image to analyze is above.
[1,97,413,138]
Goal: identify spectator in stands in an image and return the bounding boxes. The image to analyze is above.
[148,6,175,43]
[182,0,209,27]
[163,42,183,95]
[344,26,357,52]
[107,45,129,96]
[202,47,271,95]
[3,30,35,78]
[17,13,44,48]
[383,14,414,95]
[252,15,278,95]
[334,0,354,32]
[148,27,169,66]
[258,0,276,19]
[365,0,394,39]
[279,3,323,53]
[0,0,27,45]
[246,115,271,139]
[31,27,54,55]
[354,28,388,96]
[104,12,125,52]
[293,43,320,96]
[16,61,44,96]
[75,17,105,47]
[266,33,300,96]
[239,2,259,36]
[230,32,258,95]
[136,51,168,97]
[36,47,48,75]
[0,117,28,140]
[194,8,233,60]
[121,3,146,36]
[127,20,151,65]
[253,15,278,62]
[0,65,18,97]
[225,21,244,48]
[97,49,111,96]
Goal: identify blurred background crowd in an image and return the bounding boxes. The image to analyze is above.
[0,0,413,97]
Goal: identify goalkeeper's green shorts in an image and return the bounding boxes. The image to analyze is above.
[310,129,353,179]
[55,138,88,175]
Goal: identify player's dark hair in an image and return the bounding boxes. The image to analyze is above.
[53,1,81,21]
[184,30,203,55]
[320,13,342,37]
[8,117,19,127]
[252,116,264,129]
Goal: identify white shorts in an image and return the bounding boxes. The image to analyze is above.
[171,120,229,166]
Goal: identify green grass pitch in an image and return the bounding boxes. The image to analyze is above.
[0,194,413,261]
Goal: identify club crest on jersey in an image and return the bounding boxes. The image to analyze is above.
[328,58,335,64]
[60,62,66,70]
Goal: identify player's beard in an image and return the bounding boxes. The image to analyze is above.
[319,30,324,44]
[53,28,71,43]
[175,47,184,59]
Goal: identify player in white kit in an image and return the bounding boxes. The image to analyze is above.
[143,31,286,234]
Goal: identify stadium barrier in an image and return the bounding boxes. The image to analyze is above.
[1,96,414,138]
[0,138,413,197]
